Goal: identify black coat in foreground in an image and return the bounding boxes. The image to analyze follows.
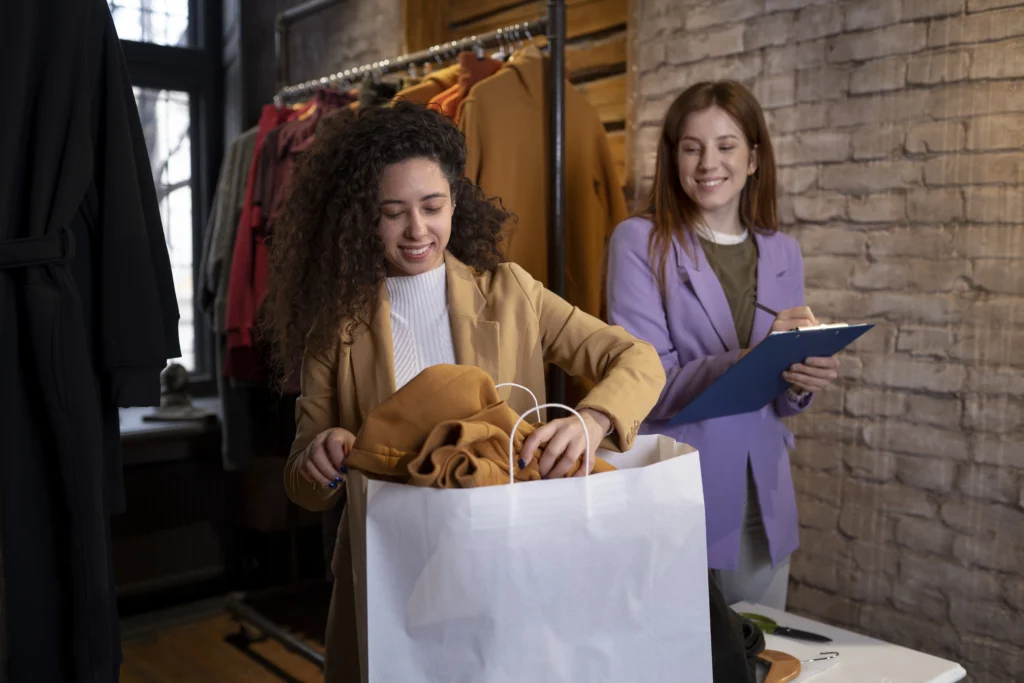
[0,0,180,680]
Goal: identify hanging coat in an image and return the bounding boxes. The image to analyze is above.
[0,1,180,681]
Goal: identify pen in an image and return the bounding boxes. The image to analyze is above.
[754,301,778,317]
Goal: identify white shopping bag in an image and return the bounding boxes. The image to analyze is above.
[346,402,712,683]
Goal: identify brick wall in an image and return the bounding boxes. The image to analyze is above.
[631,1,1024,680]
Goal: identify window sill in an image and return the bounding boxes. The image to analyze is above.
[119,396,222,443]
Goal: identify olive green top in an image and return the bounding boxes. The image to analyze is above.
[699,234,758,348]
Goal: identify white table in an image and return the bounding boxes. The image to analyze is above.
[732,602,967,683]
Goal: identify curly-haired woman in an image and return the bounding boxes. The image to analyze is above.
[261,101,665,682]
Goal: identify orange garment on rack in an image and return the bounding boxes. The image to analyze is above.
[391,63,461,105]
[459,46,629,322]
[345,364,614,487]
[425,52,503,123]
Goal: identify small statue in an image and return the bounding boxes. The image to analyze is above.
[142,363,216,422]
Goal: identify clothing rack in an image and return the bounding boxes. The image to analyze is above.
[226,3,567,672]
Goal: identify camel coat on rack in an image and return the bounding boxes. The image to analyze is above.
[458,45,629,323]
[282,252,665,682]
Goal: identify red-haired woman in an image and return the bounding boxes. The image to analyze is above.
[606,81,840,609]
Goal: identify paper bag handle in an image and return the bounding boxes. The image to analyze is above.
[508,402,591,485]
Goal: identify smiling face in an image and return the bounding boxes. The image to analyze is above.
[676,105,758,233]
[377,157,454,276]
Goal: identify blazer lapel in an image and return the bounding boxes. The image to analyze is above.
[445,253,500,383]
[350,284,397,418]
[750,231,782,345]
[675,233,740,352]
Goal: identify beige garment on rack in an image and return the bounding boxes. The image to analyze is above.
[458,45,628,322]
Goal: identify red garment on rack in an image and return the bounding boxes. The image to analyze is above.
[224,90,349,381]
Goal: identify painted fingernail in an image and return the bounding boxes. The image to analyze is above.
[328,481,337,489]
[340,464,348,474]
[333,477,343,483]
[518,458,526,470]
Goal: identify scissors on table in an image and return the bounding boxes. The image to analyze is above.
[740,612,834,644]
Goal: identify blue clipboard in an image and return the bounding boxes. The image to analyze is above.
[668,324,875,425]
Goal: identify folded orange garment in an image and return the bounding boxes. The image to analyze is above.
[345,364,615,488]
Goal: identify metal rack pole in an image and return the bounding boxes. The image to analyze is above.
[546,0,567,406]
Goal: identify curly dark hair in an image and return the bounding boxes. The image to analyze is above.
[261,100,510,386]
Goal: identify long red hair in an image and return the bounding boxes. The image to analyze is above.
[642,80,778,293]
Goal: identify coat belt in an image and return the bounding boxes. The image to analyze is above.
[0,226,75,270]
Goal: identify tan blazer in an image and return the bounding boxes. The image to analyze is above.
[285,251,665,510]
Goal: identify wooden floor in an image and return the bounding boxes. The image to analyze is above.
[120,602,324,683]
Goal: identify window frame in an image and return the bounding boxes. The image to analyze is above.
[115,0,223,395]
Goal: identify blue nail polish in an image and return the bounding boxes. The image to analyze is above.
[333,477,343,483]
[340,464,348,474]
[518,458,526,469]
[329,481,337,489]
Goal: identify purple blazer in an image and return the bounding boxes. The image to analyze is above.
[606,217,811,571]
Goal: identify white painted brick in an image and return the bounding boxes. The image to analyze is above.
[793,466,844,502]
[766,0,832,11]
[797,66,848,101]
[971,258,1024,294]
[852,124,905,160]
[639,67,687,100]
[906,394,964,428]
[845,478,939,517]
[849,194,906,223]
[764,39,828,74]
[637,41,666,72]
[863,354,967,392]
[968,0,1024,10]
[778,165,820,194]
[962,297,1024,327]
[861,605,962,654]
[830,90,930,128]
[678,52,765,87]
[968,366,1024,394]
[905,120,967,152]
[897,325,957,356]
[954,535,1024,576]
[765,103,830,133]
[745,11,795,50]
[846,0,903,31]
[637,93,672,125]
[942,499,1024,535]
[776,130,850,164]
[928,7,1024,48]
[778,194,797,225]
[925,152,1024,186]
[950,599,1024,646]
[929,81,1024,120]
[793,193,848,222]
[829,23,928,63]
[908,188,964,222]
[964,395,1024,433]
[838,503,895,542]
[901,553,1002,602]
[957,226,1024,259]
[794,3,845,41]
[852,258,967,291]
[957,463,1019,503]
[850,58,908,94]
[867,226,958,258]
[685,0,764,30]
[892,586,950,624]
[753,72,798,109]
[966,186,1024,223]
[866,292,968,325]
[971,433,1024,467]
[907,49,971,84]
[895,516,955,555]
[793,224,868,255]
[803,254,856,288]
[971,37,1024,80]
[667,24,746,64]
[863,424,969,463]
[903,0,965,20]
[953,327,1024,368]
[819,161,921,192]
[846,387,907,418]
[967,114,1024,151]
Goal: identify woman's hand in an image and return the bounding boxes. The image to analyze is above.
[300,427,356,490]
[520,408,611,479]
[784,356,840,393]
[771,305,819,332]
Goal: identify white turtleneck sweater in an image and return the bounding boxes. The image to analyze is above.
[385,264,456,390]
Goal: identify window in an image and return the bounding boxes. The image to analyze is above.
[108,0,221,383]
